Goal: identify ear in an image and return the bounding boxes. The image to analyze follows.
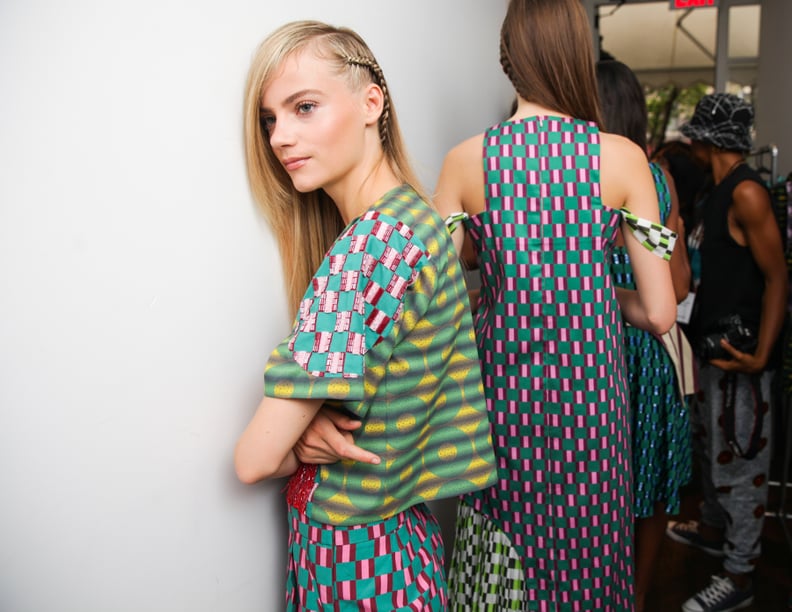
[362,83,384,127]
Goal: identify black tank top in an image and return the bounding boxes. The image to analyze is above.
[692,163,768,342]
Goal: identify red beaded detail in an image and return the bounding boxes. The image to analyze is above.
[286,463,318,513]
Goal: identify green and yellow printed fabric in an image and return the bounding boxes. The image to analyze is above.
[264,184,496,526]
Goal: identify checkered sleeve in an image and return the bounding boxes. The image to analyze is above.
[444,211,469,234]
[264,210,429,403]
[620,209,677,261]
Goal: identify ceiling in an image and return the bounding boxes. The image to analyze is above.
[595,1,761,87]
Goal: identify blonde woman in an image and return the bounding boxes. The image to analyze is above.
[234,21,496,609]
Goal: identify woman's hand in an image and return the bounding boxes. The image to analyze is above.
[294,408,381,465]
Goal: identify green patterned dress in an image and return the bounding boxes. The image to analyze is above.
[448,116,634,611]
[611,162,691,518]
[263,185,497,610]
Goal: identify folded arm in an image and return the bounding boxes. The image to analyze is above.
[294,408,381,465]
[234,395,323,484]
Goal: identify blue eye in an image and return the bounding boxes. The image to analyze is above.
[260,115,275,132]
[297,102,316,115]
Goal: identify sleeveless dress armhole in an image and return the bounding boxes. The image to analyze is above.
[620,209,678,261]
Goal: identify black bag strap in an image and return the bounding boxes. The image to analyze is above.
[721,372,765,460]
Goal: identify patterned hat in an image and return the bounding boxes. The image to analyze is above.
[680,93,754,152]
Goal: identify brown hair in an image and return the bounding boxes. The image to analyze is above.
[500,0,603,126]
[596,59,648,152]
[243,21,425,318]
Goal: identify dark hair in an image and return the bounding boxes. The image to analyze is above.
[595,59,647,152]
[652,140,711,228]
[500,0,603,126]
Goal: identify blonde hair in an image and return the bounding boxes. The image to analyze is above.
[243,20,425,318]
[500,0,603,127]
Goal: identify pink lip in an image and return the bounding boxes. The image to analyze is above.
[282,156,308,172]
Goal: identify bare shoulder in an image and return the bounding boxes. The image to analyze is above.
[599,132,647,169]
[733,177,771,203]
[732,178,772,224]
[598,132,656,215]
[443,132,486,169]
[436,132,487,216]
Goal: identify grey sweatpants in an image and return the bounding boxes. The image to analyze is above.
[691,365,773,575]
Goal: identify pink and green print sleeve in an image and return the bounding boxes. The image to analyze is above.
[264,210,429,410]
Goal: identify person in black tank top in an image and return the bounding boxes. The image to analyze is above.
[694,163,770,347]
[665,93,788,612]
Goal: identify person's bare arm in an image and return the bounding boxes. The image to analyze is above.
[662,165,692,303]
[294,408,381,465]
[434,135,486,255]
[461,233,479,270]
[711,180,787,372]
[234,396,323,484]
[615,167,691,319]
[601,135,676,334]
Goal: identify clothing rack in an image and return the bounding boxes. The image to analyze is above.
[747,143,779,185]
[768,349,792,561]
[754,142,792,556]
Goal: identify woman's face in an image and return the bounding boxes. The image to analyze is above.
[260,49,369,195]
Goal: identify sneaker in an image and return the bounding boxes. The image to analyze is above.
[666,520,725,557]
[682,574,754,612]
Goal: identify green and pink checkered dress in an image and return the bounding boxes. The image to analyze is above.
[448,116,634,610]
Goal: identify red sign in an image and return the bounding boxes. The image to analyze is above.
[670,0,717,8]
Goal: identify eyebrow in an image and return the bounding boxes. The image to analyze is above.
[260,89,323,113]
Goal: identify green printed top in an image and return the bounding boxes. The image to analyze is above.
[264,184,497,526]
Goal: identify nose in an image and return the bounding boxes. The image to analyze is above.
[267,116,294,150]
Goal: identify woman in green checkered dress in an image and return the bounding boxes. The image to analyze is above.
[597,59,693,612]
[435,1,678,609]
[235,21,496,610]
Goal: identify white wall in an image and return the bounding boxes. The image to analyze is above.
[0,2,510,611]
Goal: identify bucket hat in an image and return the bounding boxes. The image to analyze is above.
[680,93,754,152]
